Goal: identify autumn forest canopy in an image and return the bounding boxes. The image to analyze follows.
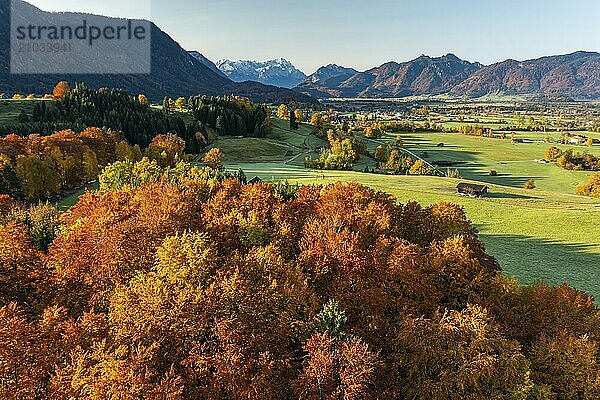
[0,161,599,399]
[2,0,600,394]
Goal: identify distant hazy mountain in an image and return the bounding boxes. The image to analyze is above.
[295,64,359,98]
[0,1,316,104]
[450,51,600,99]
[217,58,307,88]
[188,51,227,79]
[296,52,600,100]
[297,54,482,99]
[309,64,359,83]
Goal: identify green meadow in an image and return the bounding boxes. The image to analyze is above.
[389,131,600,193]
[0,99,50,124]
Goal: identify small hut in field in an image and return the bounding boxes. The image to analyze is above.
[248,176,263,185]
[456,182,489,198]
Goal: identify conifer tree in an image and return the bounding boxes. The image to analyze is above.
[290,108,298,130]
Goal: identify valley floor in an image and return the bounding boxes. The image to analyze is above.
[56,118,600,299]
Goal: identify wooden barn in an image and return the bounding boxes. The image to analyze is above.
[248,176,263,185]
[456,182,489,198]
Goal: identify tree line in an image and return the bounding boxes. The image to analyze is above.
[188,95,272,138]
[0,127,188,202]
[1,84,274,154]
[544,146,600,171]
[0,84,198,150]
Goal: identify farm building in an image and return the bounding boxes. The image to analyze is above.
[248,176,263,185]
[568,135,587,145]
[456,183,489,198]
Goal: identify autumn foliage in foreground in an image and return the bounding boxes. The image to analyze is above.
[0,174,599,399]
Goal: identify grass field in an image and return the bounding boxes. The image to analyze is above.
[40,114,600,300]
[391,131,600,193]
[56,182,100,211]
[0,99,50,124]
[204,119,325,164]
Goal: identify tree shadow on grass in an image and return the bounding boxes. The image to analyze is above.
[419,148,481,164]
[410,146,540,189]
[485,192,540,200]
[483,175,545,188]
[479,234,600,301]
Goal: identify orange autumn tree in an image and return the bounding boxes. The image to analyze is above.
[49,181,210,313]
[145,134,186,167]
[0,195,17,216]
[576,172,600,198]
[202,147,225,169]
[530,330,600,400]
[392,305,540,399]
[0,304,78,400]
[295,332,379,400]
[0,223,48,311]
[53,81,71,99]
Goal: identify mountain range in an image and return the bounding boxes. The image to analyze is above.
[297,55,481,98]
[450,51,600,99]
[0,0,316,104]
[216,58,307,89]
[295,52,600,100]
[3,1,600,102]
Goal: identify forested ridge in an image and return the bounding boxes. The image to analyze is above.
[0,162,598,399]
[1,84,272,152]
[188,95,272,138]
[0,84,275,203]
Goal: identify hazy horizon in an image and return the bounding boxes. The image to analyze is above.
[23,0,600,74]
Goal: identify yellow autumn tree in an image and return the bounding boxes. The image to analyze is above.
[294,109,304,123]
[277,104,289,119]
[576,172,600,198]
[203,148,224,169]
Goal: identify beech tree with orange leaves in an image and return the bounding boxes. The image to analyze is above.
[53,81,71,99]
[0,165,597,399]
[145,133,186,167]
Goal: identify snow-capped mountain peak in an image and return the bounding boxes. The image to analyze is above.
[216,58,307,89]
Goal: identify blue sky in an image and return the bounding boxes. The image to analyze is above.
[25,0,600,74]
